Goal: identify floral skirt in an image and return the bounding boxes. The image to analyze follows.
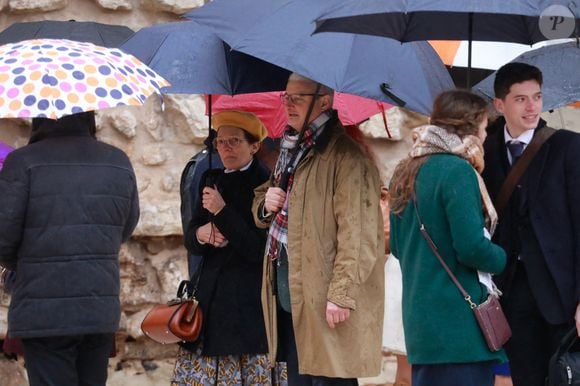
[171,343,288,386]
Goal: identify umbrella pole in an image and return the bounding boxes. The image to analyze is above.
[208,94,213,169]
[466,12,473,89]
[379,103,392,139]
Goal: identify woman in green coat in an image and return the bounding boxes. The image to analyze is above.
[389,90,507,386]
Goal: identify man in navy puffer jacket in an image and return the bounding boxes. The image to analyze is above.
[0,111,139,386]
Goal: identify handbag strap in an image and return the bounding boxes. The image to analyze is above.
[494,126,556,214]
[556,327,579,357]
[186,256,205,298]
[412,194,477,309]
[176,256,205,299]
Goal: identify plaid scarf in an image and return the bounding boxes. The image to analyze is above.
[266,112,331,261]
[410,124,498,234]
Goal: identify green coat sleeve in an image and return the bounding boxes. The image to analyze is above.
[442,161,506,274]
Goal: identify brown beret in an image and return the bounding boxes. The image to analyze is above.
[212,110,267,142]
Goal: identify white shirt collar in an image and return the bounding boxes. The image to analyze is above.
[224,158,253,173]
[503,125,535,146]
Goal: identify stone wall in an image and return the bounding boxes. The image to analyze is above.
[1,1,580,385]
[0,1,207,384]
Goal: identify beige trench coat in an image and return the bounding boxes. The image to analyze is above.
[253,122,385,378]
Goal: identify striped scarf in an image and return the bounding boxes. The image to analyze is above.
[266,112,330,261]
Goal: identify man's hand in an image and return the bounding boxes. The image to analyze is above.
[264,187,286,214]
[196,222,226,247]
[326,301,351,329]
[494,375,513,386]
[202,185,225,215]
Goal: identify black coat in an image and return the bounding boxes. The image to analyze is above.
[184,158,270,356]
[0,115,139,338]
[483,122,580,323]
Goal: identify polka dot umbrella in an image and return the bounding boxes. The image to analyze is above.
[0,38,170,119]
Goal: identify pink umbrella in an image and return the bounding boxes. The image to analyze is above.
[207,92,392,138]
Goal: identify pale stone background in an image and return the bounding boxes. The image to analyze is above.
[1,1,579,385]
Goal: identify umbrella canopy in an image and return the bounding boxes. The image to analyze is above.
[429,38,575,87]
[431,39,574,70]
[185,0,455,116]
[473,41,580,111]
[0,20,134,48]
[314,0,580,87]
[120,20,290,95]
[0,39,170,119]
[210,92,392,138]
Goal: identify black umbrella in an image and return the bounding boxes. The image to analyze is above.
[315,0,580,87]
[121,20,292,170]
[120,20,290,95]
[0,20,133,48]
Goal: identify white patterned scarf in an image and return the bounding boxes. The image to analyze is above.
[410,124,497,235]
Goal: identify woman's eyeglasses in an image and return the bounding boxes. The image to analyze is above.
[280,92,327,105]
[212,137,247,148]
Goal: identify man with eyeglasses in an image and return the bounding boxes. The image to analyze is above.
[253,73,385,385]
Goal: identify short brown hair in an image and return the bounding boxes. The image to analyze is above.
[430,89,489,137]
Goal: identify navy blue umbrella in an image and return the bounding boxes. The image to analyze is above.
[314,0,580,87]
[185,0,455,116]
[0,20,133,48]
[120,20,290,95]
[121,20,291,177]
[474,41,580,112]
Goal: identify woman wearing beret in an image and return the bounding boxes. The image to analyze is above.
[171,110,286,385]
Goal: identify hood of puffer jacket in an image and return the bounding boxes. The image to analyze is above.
[29,111,96,144]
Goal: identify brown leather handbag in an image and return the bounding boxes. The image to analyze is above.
[472,293,511,352]
[412,195,512,352]
[141,280,203,344]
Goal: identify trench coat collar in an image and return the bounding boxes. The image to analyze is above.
[311,109,341,155]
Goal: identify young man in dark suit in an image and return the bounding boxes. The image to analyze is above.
[482,62,580,386]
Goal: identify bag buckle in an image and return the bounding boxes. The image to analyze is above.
[464,295,477,309]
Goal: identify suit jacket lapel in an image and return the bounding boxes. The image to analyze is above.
[526,127,551,206]
[497,130,510,177]
[483,130,510,202]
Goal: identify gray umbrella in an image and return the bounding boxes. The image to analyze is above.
[473,41,580,111]
[314,0,580,87]
[120,20,292,173]
[185,0,455,116]
[0,20,133,48]
[120,20,290,95]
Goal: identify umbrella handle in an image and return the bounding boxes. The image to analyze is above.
[380,83,406,108]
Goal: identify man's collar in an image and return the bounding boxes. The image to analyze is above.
[312,110,340,152]
[503,118,547,145]
[504,125,534,145]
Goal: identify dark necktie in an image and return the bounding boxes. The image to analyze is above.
[507,140,525,165]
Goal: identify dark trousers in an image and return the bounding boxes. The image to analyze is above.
[412,362,495,386]
[278,310,358,386]
[22,333,114,386]
[503,266,572,386]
